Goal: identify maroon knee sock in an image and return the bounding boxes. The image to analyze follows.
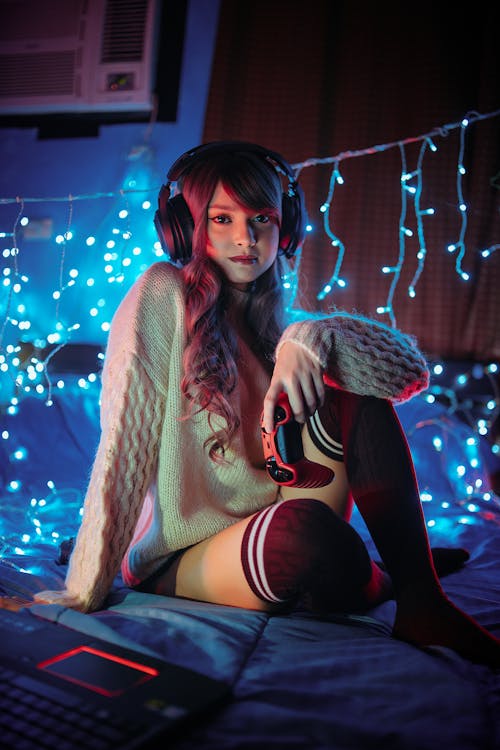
[241,497,381,612]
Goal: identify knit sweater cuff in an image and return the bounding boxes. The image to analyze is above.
[277,314,429,402]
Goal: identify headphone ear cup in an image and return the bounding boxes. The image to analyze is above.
[154,189,195,265]
[280,192,304,258]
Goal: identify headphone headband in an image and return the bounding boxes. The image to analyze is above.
[167,141,298,192]
[154,140,306,264]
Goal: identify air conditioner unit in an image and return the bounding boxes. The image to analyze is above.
[0,0,160,114]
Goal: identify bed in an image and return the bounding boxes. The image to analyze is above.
[1,360,499,750]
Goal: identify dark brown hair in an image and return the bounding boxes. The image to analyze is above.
[179,150,294,461]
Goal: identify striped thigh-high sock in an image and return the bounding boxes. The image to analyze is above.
[240,497,376,612]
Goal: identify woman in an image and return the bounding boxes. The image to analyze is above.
[36,142,499,667]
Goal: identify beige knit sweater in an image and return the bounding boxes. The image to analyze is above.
[36,261,429,612]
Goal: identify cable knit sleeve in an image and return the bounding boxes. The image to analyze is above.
[277,312,429,402]
[34,266,171,612]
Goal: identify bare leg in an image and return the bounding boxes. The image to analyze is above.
[151,513,278,611]
[149,499,390,614]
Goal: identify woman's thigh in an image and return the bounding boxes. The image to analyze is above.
[279,423,353,520]
[174,512,277,610]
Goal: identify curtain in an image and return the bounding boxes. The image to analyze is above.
[202,0,500,361]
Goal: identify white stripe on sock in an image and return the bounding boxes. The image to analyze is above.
[309,411,343,456]
[247,504,285,603]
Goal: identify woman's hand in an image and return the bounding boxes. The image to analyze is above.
[0,596,32,611]
[33,589,87,612]
[262,342,325,433]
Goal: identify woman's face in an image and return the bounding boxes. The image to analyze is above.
[206,182,280,289]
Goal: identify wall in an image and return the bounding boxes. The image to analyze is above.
[0,0,220,401]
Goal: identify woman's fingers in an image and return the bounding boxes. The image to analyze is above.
[263,343,325,433]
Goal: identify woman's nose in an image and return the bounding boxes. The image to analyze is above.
[235,221,256,247]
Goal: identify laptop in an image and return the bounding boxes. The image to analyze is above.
[0,606,230,749]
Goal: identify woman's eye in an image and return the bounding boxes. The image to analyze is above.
[210,215,231,224]
[253,214,270,224]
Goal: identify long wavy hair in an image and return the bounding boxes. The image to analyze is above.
[179,150,298,461]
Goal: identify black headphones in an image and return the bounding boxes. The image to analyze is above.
[154,141,306,265]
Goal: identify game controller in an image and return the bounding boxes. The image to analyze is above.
[261,393,335,488]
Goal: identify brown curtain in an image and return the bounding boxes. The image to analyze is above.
[203,0,500,361]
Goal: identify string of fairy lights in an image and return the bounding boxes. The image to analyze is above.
[0,109,499,555]
[293,108,500,320]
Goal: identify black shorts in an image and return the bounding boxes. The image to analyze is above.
[134,548,188,596]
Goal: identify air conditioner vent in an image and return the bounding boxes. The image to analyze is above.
[101,0,149,62]
[0,51,76,98]
[0,0,159,114]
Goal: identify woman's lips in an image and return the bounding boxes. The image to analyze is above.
[229,256,258,264]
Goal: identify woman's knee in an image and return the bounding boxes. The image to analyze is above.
[306,388,390,470]
[241,498,371,607]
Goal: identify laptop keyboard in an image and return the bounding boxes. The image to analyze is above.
[0,665,147,750]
